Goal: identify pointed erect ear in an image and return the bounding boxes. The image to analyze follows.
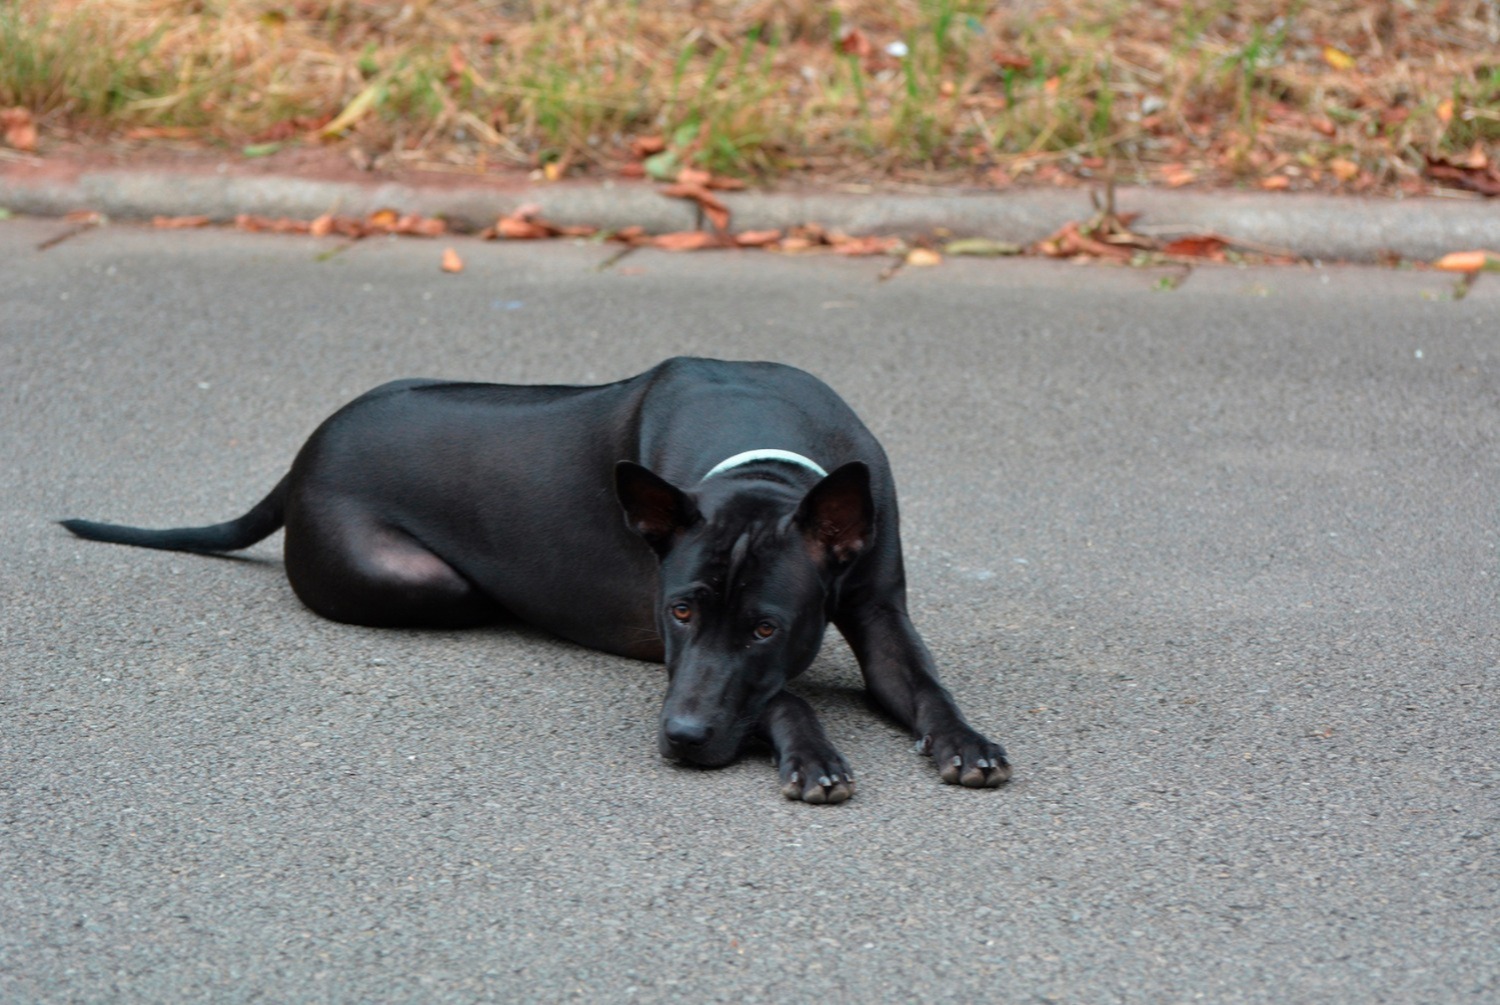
[615,461,702,556]
[795,461,875,567]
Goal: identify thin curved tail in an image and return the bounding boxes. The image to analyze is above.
[60,475,290,554]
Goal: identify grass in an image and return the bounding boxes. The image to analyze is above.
[2,0,1497,192]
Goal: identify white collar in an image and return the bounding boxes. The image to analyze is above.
[701,449,828,482]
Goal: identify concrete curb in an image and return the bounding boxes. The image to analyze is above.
[3,164,1499,262]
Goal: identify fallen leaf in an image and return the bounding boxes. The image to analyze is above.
[1322,46,1355,71]
[310,213,335,237]
[235,213,308,234]
[366,208,401,231]
[1329,157,1360,182]
[1260,175,1291,191]
[1436,99,1454,125]
[152,215,212,229]
[651,231,720,251]
[992,49,1033,72]
[630,135,666,158]
[659,182,731,232]
[319,73,387,137]
[497,216,554,239]
[440,247,464,272]
[905,248,943,267]
[734,229,782,247]
[395,213,446,237]
[235,213,271,232]
[1161,234,1228,258]
[1,107,37,151]
[1426,156,1500,197]
[838,27,872,58]
[1433,250,1500,272]
[832,235,902,256]
[1035,220,1135,261]
[489,203,574,240]
[62,210,105,226]
[1163,167,1197,187]
[943,237,1022,257]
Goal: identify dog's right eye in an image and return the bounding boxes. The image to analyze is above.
[668,602,693,624]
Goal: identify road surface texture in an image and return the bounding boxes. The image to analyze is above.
[2,217,1495,1002]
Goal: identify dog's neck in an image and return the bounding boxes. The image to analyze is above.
[700,449,828,483]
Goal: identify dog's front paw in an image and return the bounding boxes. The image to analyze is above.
[918,729,1011,788]
[777,749,855,805]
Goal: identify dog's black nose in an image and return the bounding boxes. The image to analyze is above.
[663,716,714,747]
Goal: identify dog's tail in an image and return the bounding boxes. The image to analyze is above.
[60,474,290,554]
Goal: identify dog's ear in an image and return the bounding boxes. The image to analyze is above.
[615,461,702,556]
[795,461,874,567]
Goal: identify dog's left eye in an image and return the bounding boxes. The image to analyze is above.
[669,602,693,623]
[752,620,777,640]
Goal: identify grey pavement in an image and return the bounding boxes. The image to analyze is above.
[1,216,1496,1003]
[3,162,1500,262]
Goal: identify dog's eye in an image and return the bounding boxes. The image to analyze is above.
[752,620,777,640]
[669,602,693,623]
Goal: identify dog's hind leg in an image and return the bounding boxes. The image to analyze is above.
[284,508,502,629]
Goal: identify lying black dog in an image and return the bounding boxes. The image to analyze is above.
[63,357,1009,802]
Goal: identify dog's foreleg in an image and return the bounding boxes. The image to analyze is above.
[837,600,1011,788]
[757,690,855,804]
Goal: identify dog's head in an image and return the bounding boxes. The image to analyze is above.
[616,460,874,766]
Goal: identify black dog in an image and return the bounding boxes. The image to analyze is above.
[63,357,1009,802]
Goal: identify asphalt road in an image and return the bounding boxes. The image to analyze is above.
[2,217,1496,1003]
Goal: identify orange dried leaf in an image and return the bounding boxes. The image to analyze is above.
[310,213,335,237]
[651,231,719,251]
[659,182,731,233]
[1329,158,1360,182]
[1,107,37,152]
[838,27,872,58]
[152,215,211,230]
[1433,250,1500,273]
[905,248,943,267]
[734,229,783,247]
[1260,175,1291,191]
[630,135,666,158]
[440,247,464,273]
[366,208,400,231]
[1162,234,1228,258]
[833,235,902,256]
[396,213,446,237]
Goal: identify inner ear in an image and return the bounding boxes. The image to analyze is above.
[616,461,701,556]
[795,461,874,566]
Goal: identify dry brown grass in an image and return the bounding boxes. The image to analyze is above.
[3,0,1498,192]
